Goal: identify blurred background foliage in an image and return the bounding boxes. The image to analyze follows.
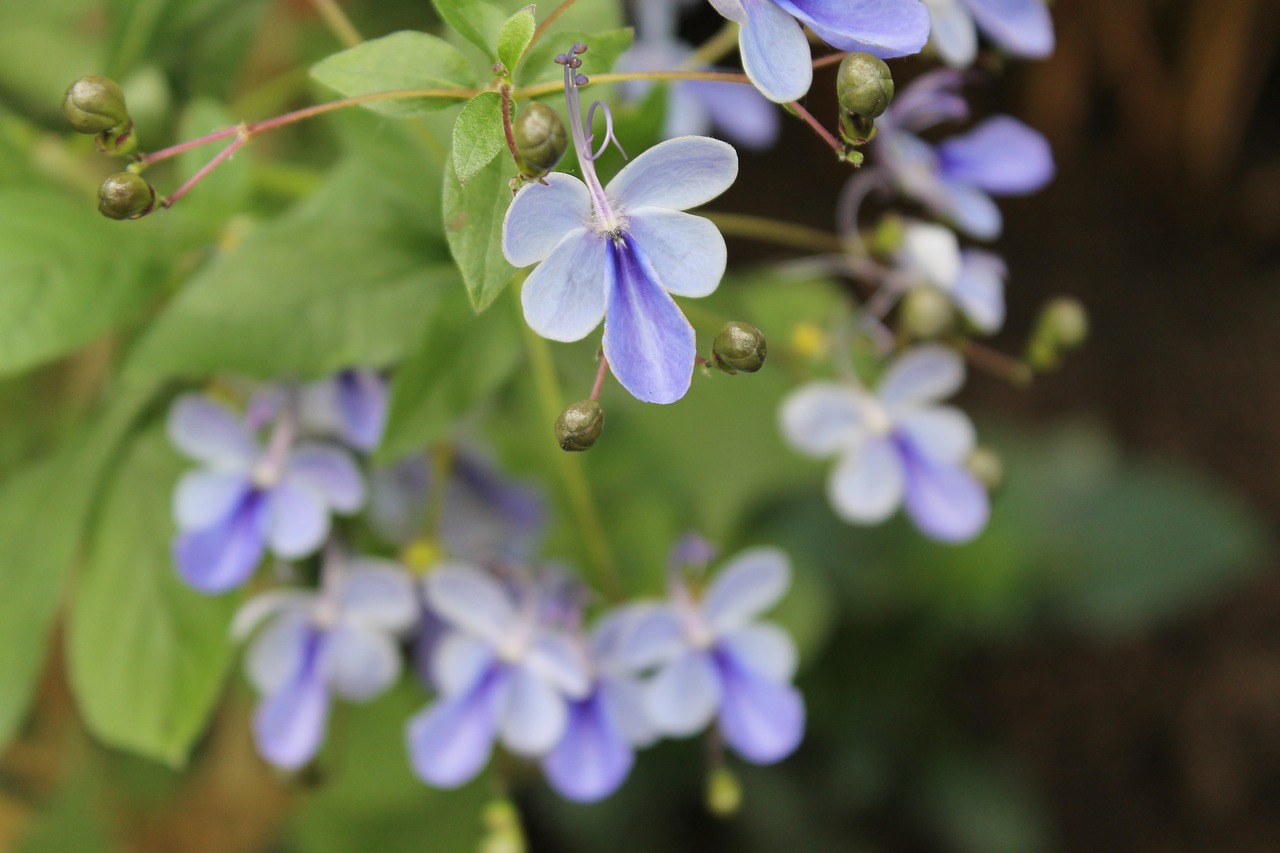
[0,0,1277,851]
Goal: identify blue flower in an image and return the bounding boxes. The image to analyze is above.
[874,73,1055,239]
[502,46,738,404]
[618,547,805,764]
[168,394,366,593]
[297,369,389,452]
[896,219,1007,333]
[706,0,931,103]
[406,565,590,788]
[779,345,990,542]
[924,0,1054,67]
[234,557,417,769]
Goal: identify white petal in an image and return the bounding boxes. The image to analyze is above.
[779,382,865,458]
[527,632,591,698]
[245,611,312,693]
[877,345,966,408]
[284,444,365,513]
[828,436,905,523]
[432,631,496,696]
[325,625,401,700]
[701,547,791,635]
[520,229,608,342]
[952,250,1007,332]
[719,623,798,683]
[424,563,516,647]
[263,480,329,559]
[232,589,315,642]
[173,470,251,531]
[502,173,594,267]
[644,650,722,736]
[899,221,962,288]
[606,136,738,212]
[610,605,686,672]
[167,395,257,468]
[336,560,417,632]
[895,405,975,463]
[626,209,725,298]
[599,676,658,747]
[499,664,568,755]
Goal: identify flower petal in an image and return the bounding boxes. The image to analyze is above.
[778,0,932,56]
[925,0,978,66]
[325,624,401,700]
[606,136,738,212]
[899,439,990,542]
[937,116,1055,195]
[284,444,365,513]
[952,250,1007,332]
[644,650,722,736]
[432,631,496,696]
[499,663,569,756]
[406,667,504,788]
[877,344,966,408]
[702,547,791,634]
[602,236,696,404]
[263,480,329,559]
[687,79,781,150]
[895,405,976,463]
[337,559,418,631]
[520,229,607,342]
[173,470,252,531]
[828,436,905,523]
[424,564,517,647]
[611,605,686,672]
[253,630,330,770]
[965,0,1054,57]
[502,173,594,267]
[934,179,1003,239]
[625,209,726,298]
[779,382,865,458]
[719,623,799,683]
[714,647,804,764]
[245,609,312,692]
[599,675,658,747]
[167,395,257,468]
[527,633,591,699]
[899,221,962,288]
[542,692,635,803]
[736,0,813,103]
[173,491,266,593]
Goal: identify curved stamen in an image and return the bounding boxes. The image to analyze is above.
[556,42,619,228]
[586,100,628,162]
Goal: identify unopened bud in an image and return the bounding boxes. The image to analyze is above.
[480,798,526,853]
[837,53,894,119]
[63,76,130,134]
[712,321,767,374]
[900,287,954,339]
[98,172,156,220]
[555,399,604,451]
[706,767,743,817]
[513,102,568,178]
[966,446,1004,492]
[1027,296,1088,370]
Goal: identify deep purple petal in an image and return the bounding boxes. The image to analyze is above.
[714,646,804,764]
[937,116,1055,195]
[541,691,635,803]
[776,0,931,57]
[173,490,267,593]
[602,236,696,404]
[253,629,331,770]
[964,0,1054,57]
[406,665,506,788]
[897,435,990,542]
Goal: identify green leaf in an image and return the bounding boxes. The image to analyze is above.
[379,285,523,461]
[127,162,455,380]
[496,6,536,71]
[443,154,515,312]
[67,426,238,765]
[452,92,508,185]
[0,383,158,753]
[516,28,633,92]
[431,0,508,60]
[0,189,165,376]
[310,31,475,117]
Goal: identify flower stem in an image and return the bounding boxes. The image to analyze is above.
[703,212,844,253]
[589,354,609,402]
[306,0,363,47]
[811,51,849,70]
[959,340,1034,386]
[500,85,520,170]
[789,100,846,158]
[515,69,751,100]
[529,0,581,51]
[160,130,247,208]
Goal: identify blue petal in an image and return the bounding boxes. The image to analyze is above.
[701,547,791,635]
[936,179,1003,239]
[779,382,866,458]
[719,623,799,683]
[173,490,267,593]
[253,629,331,770]
[714,645,804,764]
[644,649,722,736]
[897,435,990,542]
[173,470,252,531]
[336,559,418,631]
[828,435,905,523]
[432,632,496,696]
[244,608,312,692]
[936,116,1055,195]
[964,0,1054,57]
[894,406,975,463]
[927,0,979,67]
[626,209,726,298]
[951,250,1007,332]
[263,479,329,559]
[502,173,594,267]
[325,625,401,700]
[541,691,635,802]
[520,229,607,342]
[877,344,967,408]
[406,665,505,788]
[167,395,257,468]
[602,236,696,404]
[736,0,812,103]
[424,564,517,647]
[498,662,570,756]
[606,136,738,212]
[881,69,969,133]
[284,444,365,513]
[334,370,388,451]
[776,0,931,57]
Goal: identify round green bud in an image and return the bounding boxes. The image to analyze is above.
[706,767,743,818]
[1041,296,1088,349]
[480,799,525,853]
[97,172,156,220]
[63,76,130,134]
[837,53,894,119]
[967,446,1004,492]
[554,399,604,451]
[900,287,954,339]
[513,102,568,177]
[712,321,767,374]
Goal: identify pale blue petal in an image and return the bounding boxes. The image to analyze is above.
[702,547,791,635]
[334,369,388,451]
[284,444,365,513]
[626,209,725,298]
[612,605,686,671]
[644,650,722,736]
[502,173,594,267]
[263,480,328,559]
[895,405,975,463]
[777,0,932,57]
[325,624,401,700]
[719,623,798,682]
[714,647,804,763]
[233,589,314,643]
[737,0,812,103]
[877,345,966,408]
[828,436,905,523]
[663,83,713,139]
[899,221,962,288]
[173,491,266,593]
[253,630,330,770]
[779,382,865,458]
[937,116,1055,195]
[542,692,634,802]
[899,438,990,542]
[708,0,747,23]
[432,632,496,696]
[424,564,517,647]
[935,179,1003,239]
[952,250,1007,332]
[606,136,738,212]
[499,663,569,755]
[527,633,591,698]
[881,69,968,133]
[688,80,781,150]
[173,470,251,531]
[602,236,696,404]
[599,675,658,747]
[337,560,417,631]
[927,0,978,66]
[167,395,257,468]
[407,667,505,788]
[965,0,1054,57]
[245,609,311,693]
[520,229,607,342]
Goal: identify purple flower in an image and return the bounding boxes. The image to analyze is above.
[619,548,805,764]
[874,72,1055,240]
[168,394,366,594]
[234,557,417,769]
[502,46,738,404]
[706,0,930,103]
[297,369,389,452]
[779,345,990,542]
[897,220,1007,332]
[924,0,1054,67]
[406,565,590,788]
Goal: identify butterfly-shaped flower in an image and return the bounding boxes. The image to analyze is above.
[897,219,1007,333]
[924,0,1053,68]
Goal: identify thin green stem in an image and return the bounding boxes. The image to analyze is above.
[529,0,582,52]
[515,69,752,100]
[306,0,363,47]
[705,212,844,253]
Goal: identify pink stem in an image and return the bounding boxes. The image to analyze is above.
[789,100,846,158]
[161,133,247,208]
[590,354,609,401]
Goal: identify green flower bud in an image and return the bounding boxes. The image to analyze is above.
[480,798,526,853]
[1026,296,1088,370]
[900,287,954,339]
[63,76,130,134]
[712,321,767,374]
[967,446,1004,492]
[554,399,604,451]
[837,53,894,120]
[98,172,156,220]
[706,767,743,818]
[513,102,568,177]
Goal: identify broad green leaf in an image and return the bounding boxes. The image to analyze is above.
[127,161,455,380]
[496,6,536,72]
[67,427,238,766]
[379,285,523,462]
[452,92,508,184]
[443,154,515,312]
[0,189,165,376]
[0,383,157,752]
[431,0,509,59]
[517,28,633,92]
[310,31,475,118]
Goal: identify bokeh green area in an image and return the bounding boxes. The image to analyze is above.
[0,0,1273,851]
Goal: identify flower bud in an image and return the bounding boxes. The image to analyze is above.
[554,399,604,451]
[98,172,156,220]
[480,798,526,853]
[706,767,743,817]
[837,53,894,120]
[711,321,767,374]
[63,76,130,134]
[1026,296,1088,370]
[513,102,568,178]
[966,446,1004,492]
[900,287,954,339]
